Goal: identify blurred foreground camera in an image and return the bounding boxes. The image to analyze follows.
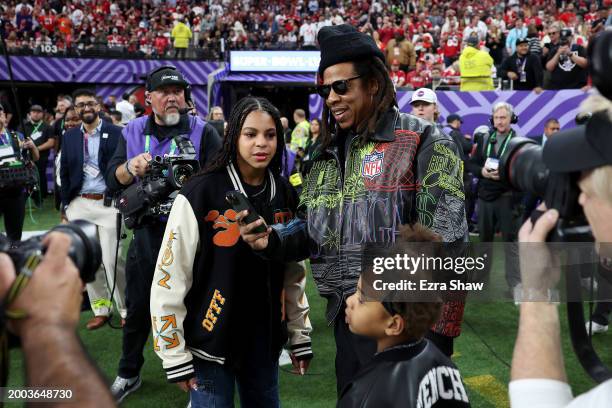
[0,220,102,283]
[497,136,589,241]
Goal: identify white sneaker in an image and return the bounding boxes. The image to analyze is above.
[278,348,292,366]
[111,375,141,404]
[586,321,608,334]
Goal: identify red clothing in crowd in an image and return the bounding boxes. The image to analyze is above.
[558,11,576,25]
[107,34,125,47]
[37,14,55,32]
[57,17,72,35]
[154,36,169,55]
[585,12,600,23]
[390,69,407,87]
[378,26,395,46]
[441,33,462,58]
[523,16,543,27]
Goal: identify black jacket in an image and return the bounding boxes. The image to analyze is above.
[23,121,53,154]
[260,108,468,335]
[445,126,472,162]
[499,52,543,90]
[150,164,298,382]
[466,129,516,201]
[338,339,471,408]
[59,120,120,208]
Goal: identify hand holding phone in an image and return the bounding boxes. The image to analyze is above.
[225,191,268,234]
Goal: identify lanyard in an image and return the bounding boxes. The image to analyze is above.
[144,135,177,155]
[31,122,43,135]
[83,132,91,161]
[517,57,527,74]
[486,130,513,158]
[0,130,9,146]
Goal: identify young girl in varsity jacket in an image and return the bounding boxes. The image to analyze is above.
[150,97,312,407]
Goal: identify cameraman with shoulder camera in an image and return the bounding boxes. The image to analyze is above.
[544,28,588,90]
[0,232,116,406]
[467,102,522,291]
[0,103,39,244]
[510,94,612,407]
[105,66,221,403]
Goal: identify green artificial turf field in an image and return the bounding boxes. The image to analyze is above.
[2,199,611,407]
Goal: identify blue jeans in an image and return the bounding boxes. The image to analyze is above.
[190,356,280,408]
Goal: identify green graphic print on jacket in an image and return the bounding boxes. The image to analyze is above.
[299,108,468,326]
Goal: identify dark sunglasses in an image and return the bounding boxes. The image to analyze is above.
[316,75,363,99]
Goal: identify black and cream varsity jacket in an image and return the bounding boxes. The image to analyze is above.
[150,163,312,382]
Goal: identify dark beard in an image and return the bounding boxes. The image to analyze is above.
[81,113,97,124]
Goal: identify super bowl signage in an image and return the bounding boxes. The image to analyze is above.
[230,51,320,72]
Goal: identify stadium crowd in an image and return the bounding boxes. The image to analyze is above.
[0,1,611,89]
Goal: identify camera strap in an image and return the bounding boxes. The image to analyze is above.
[144,135,177,155]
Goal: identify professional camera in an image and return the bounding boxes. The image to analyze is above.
[0,142,38,190]
[496,124,590,242]
[559,28,573,46]
[0,220,102,283]
[0,164,37,190]
[494,31,612,242]
[557,28,574,64]
[116,136,199,229]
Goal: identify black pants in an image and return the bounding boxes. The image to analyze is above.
[334,308,376,396]
[34,155,49,205]
[118,222,166,378]
[0,189,26,243]
[478,195,521,289]
[464,175,476,226]
[174,47,187,59]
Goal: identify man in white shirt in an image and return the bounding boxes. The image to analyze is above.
[299,16,317,48]
[115,92,135,125]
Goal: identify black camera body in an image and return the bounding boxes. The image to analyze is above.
[559,28,573,46]
[498,137,591,242]
[116,136,199,229]
[0,135,38,191]
[0,220,102,283]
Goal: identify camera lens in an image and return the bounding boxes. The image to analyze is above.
[49,220,102,283]
[172,164,194,187]
[499,137,549,197]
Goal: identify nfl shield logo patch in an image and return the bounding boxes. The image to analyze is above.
[361,150,384,179]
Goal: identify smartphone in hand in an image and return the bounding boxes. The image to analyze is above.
[225,190,268,234]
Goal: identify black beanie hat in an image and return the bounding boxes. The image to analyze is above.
[317,24,386,76]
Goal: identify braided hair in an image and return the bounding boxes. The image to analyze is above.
[203,96,285,176]
[320,57,397,149]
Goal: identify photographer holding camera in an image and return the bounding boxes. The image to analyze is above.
[544,27,588,90]
[510,93,612,407]
[60,88,127,331]
[0,103,39,244]
[105,65,221,403]
[0,231,116,406]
